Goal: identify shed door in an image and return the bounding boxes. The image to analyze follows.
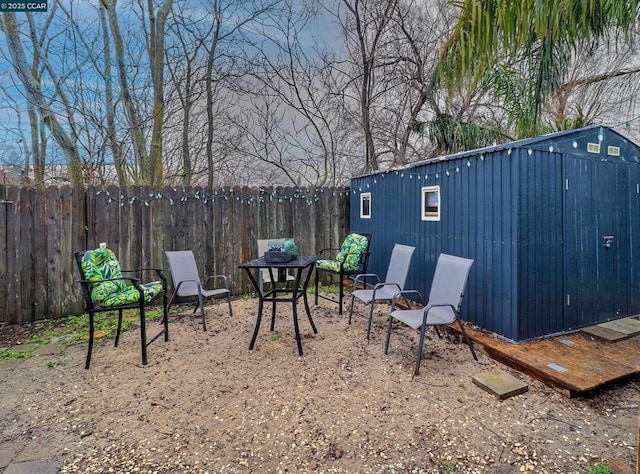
[563,157,631,330]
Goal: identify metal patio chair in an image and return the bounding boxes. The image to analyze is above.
[165,250,233,331]
[314,232,371,315]
[385,253,477,375]
[348,243,415,339]
[75,247,169,369]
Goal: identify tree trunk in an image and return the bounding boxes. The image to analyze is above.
[147,0,173,186]
[99,1,127,186]
[105,0,150,184]
[1,12,83,185]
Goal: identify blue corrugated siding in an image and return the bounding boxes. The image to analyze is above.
[563,156,635,330]
[629,165,640,314]
[516,149,564,340]
[352,151,520,340]
[351,126,640,342]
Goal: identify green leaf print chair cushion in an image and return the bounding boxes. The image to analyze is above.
[80,248,163,306]
[314,233,372,315]
[316,233,370,272]
[75,246,168,369]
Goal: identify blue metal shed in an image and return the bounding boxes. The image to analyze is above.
[350,125,640,341]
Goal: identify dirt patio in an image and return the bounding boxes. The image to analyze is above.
[0,296,638,473]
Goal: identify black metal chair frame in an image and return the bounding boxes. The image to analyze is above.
[74,251,169,369]
[314,233,372,315]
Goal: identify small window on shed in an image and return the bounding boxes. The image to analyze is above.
[360,192,371,219]
[587,142,601,154]
[421,186,440,221]
[608,146,621,157]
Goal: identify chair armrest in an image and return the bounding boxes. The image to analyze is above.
[373,282,401,290]
[121,267,164,277]
[317,247,340,257]
[351,273,380,289]
[122,267,164,273]
[204,274,230,290]
[77,276,141,285]
[391,290,423,310]
[122,268,167,289]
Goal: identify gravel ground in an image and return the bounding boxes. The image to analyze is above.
[0,297,638,473]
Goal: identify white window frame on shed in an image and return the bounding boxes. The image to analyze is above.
[360,192,371,219]
[421,186,440,221]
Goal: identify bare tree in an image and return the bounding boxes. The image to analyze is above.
[334,0,398,172]
[235,0,348,186]
[544,42,640,132]
[103,1,150,183]
[202,0,277,187]
[0,11,83,185]
[148,0,173,185]
[165,1,208,185]
[98,0,127,185]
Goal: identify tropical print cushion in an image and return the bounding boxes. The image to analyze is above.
[99,282,163,307]
[81,247,162,307]
[316,233,368,272]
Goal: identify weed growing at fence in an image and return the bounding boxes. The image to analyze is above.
[308,283,339,295]
[0,348,33,361]
[28,312,136,347]
[0,306,169,362]
[586,463,613,474]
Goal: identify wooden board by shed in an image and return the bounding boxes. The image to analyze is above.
[460,325,640,397]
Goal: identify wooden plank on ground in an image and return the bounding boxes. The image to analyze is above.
[461,326,640,396]
[482,338,624,394]
[562,333,640,370]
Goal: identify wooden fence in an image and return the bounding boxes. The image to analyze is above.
[0,185,351,324]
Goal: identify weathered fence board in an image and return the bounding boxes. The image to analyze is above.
[0,189,8,323]
[6,187,21,322]
[0,185,350,324]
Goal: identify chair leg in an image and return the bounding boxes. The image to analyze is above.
[415,325,428,375]
[163,293,169,342]
[314,268,319,306]
[167,290,177,312]
[197,291,207,332]
[384,315,393,354]
[139,304,148,366]
[338,276,344,315]
[457,319,478,361]
[303,291,318,334]
[85,311,95,369]
[366,302,375,340]
[249,297,265,350]
[270,300,277,331]
[348,294,356,324]
[227,293,233,317]
[115,309,123,347]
